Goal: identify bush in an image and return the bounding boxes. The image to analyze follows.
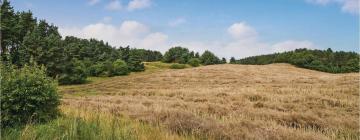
[58,59,87,85]
[88,62,105,76]
[1,64,60,128]
[170,63,186,69]
[128,55,145,72]
[112,59,129,76]
[188,58,200,67]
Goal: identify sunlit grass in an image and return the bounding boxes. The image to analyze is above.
[59,64,359,140]
[1,105,193,140]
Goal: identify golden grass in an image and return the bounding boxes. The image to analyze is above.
[2,105,191,140]
[60,63,359,140]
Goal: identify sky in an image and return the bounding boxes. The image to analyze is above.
[10,0,359,59]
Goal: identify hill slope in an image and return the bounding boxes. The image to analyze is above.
[61,64,359,140]
[235,48,359,73]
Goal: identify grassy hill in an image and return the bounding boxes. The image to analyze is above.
[10,63,354,140]
[235,48,359,73]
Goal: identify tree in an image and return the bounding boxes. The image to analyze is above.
[19,22,63,77]
[1,64,60,127]
[230,57,236,64]
[189,51,195,58]
[58,59,87,85]
[1,0,18,62]
[10,11,37,66]
[200,50,220,65]
[119,46,130,62]
[163,47,190,64]
[221,57,227,64]
[195,52,200,58]
[236,48,360,73]
[188,58,201,67]
[128,55,145,72]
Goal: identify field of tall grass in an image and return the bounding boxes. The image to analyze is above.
[1,105,192,140]
[3,62,358,140]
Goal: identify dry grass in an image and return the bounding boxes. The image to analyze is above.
[60,63,359,140]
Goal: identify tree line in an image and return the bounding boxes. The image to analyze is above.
[162,46,226,66]
[0,0,225,85]
[234,48,359,73]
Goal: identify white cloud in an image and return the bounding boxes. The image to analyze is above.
[306,0,359,15]
[106,0,122,11]
[88,0,100,5]
[59,20,317,59]
[341,0,359,14]
[127,0,152,11]
[139,32,169,52]
[59,20,168,50]
[168,17,187,27]
[173,22,317,59]
[306,0,333,5]
[227,22,258,41]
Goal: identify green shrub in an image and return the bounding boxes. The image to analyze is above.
[88,62,105,76]
[0,64,60,128]
[170,63,186,69]
[112,59,129,76]
[58,59,87,85]
[188,58,200,67]
[128,55,145,72]
[99,60,114,77]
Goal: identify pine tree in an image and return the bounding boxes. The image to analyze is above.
[200,50,220,65]
[221,57,227,64]
[127,55,145,72]
[1,0,17,62]
[230,57,236,64]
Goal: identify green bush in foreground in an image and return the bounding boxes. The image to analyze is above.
[0,64,60,128]
[170,63,187,69]
[188,58,201,67]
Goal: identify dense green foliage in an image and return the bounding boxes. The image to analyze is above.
[0,64,60,128]
[58,59,87,85]
[220,58,227,64]
[112,59,130,76]
[127,55,145,72]
[170,63,187,69]
[200,50,221,65]
[188,58,201,67]
[230,57,236,64]
[130,48,163,62]
[0,0,153,84]
[162,47,222,66]
[236,48,360,73]
[163,47,191,64]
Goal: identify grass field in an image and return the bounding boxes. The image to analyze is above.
[5,62,359,140]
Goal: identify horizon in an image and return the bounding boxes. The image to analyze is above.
[10,0,359,59]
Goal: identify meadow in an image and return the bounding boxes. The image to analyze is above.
[48,62,359,140]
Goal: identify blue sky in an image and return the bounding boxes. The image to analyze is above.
[11,0,359,58]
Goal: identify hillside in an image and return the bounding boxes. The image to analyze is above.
[235,48,359,73]
[60,63,359,140]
